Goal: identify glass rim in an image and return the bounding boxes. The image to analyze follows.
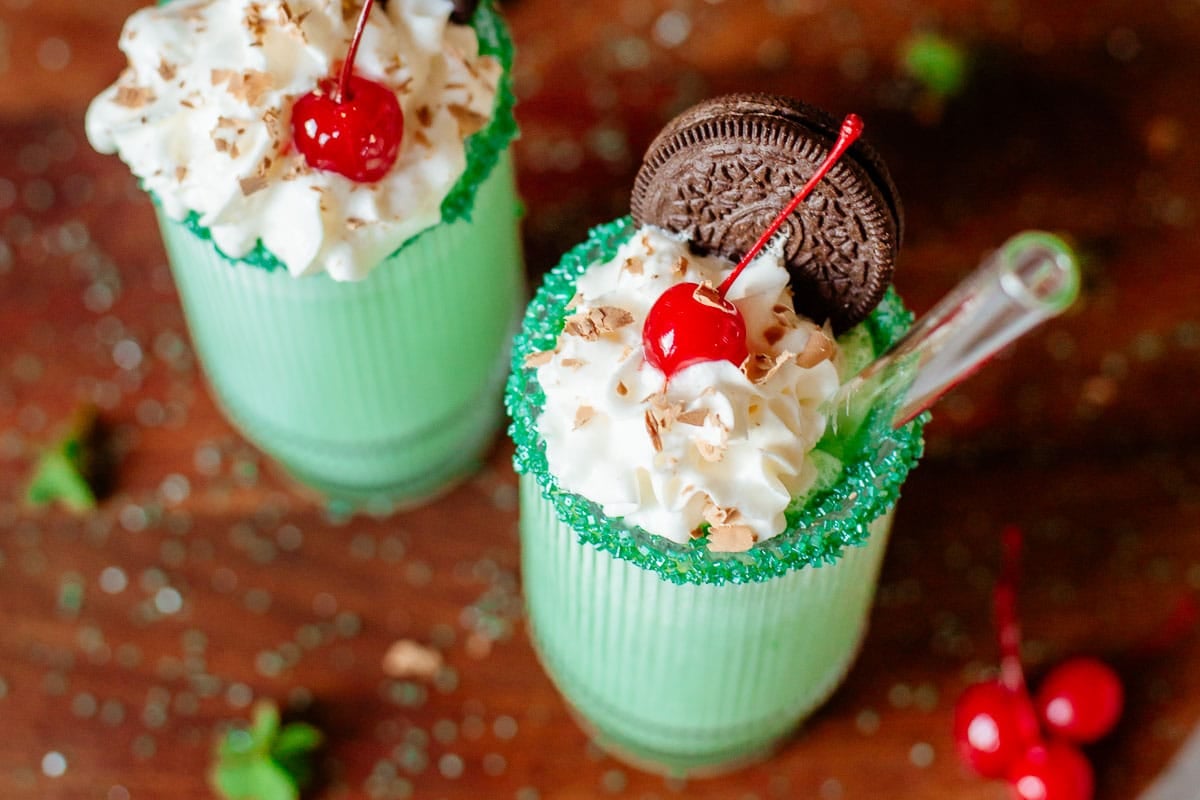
[148,0,518,273]
[506,217,927,586]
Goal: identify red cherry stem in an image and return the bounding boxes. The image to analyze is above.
[996,524,1027,694]
[334,0,377,104]
[716,113,865,298]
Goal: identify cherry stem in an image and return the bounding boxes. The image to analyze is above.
[716,113,865,298]
[996,524,1027,694]
[335,0,377,104]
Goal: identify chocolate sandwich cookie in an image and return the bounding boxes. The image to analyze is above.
[631,94,902,333]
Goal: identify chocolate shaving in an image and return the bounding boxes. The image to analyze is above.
[114,85,155,109]
[175,166,187,182]
[227,70,274,106]
[640,232,655,255]
[262,108,283,141]
[742,351,792,384]
[346,217,367,230]
[560,358,585,369]
[573,406,595,429]
[644,410,662,452]
[563,306,634,340]
[621,257,644,275]
[707,524,757,553]
[672,257,688,277]
[647,396,684,433]
[691,282,728,310]
[522,349,555,368]
[238,175,268,196]
[416,106,433,127]
[677,409,708,426]
[243,2,267,45]
[448,104,488,136]
[615,381,629,397]
[702,499,740,526]
[795,327,836,369]
[157,58,177,81]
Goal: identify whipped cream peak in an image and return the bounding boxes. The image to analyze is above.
[86,0,502,280]
[533,225,847,547]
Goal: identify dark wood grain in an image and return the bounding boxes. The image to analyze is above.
[1,1,1198,798]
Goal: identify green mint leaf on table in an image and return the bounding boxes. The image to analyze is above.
[901,32,969,98]
[210,702,322,800]
[272,723,323,759]
[26,405,101,513]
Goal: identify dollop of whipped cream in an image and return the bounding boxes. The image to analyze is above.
[532,225,846,550]
[86,0,501,280]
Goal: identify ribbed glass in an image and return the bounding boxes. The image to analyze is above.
[161,153,524,503]
[508,218,926,773]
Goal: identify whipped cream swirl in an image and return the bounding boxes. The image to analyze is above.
[532,226,847,548]
[86,0,501,280]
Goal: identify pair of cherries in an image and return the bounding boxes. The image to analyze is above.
[290,0,479,182]
[953,526,1124,800]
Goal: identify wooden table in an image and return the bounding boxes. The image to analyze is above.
[1,1,1198,798]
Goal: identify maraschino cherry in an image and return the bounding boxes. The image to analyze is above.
[641,114,865,381]
[1035,658,1123,744]
[1008,742,1094,800]
[952,525,1126,800]
[291,0,403,182]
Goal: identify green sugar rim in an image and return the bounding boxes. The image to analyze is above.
[506,217,927,586]
[152,0,518,273]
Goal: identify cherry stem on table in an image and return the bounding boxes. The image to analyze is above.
[716,113,865,298]
[335,0,377,103]
[996,524,1027,694]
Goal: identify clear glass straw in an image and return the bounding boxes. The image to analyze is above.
[832,231,1080,431]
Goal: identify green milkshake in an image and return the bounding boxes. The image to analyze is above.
[507,95,923,774]
[85,0,521,504]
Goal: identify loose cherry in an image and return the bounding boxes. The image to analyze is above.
[291,0,403,182]
[640,114,865,381]
[1007,741,1094,800]
[953,680,1041,778]
[1035,658,1124,744]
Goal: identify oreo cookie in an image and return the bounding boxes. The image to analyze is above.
[631,94,902,333]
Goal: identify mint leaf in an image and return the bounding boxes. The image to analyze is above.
[250,702,280,747]
[27,450,96,512]
[271,723,323,759]
[211,702,322,800]
[25,406,101,513]
[212,759,297,800]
